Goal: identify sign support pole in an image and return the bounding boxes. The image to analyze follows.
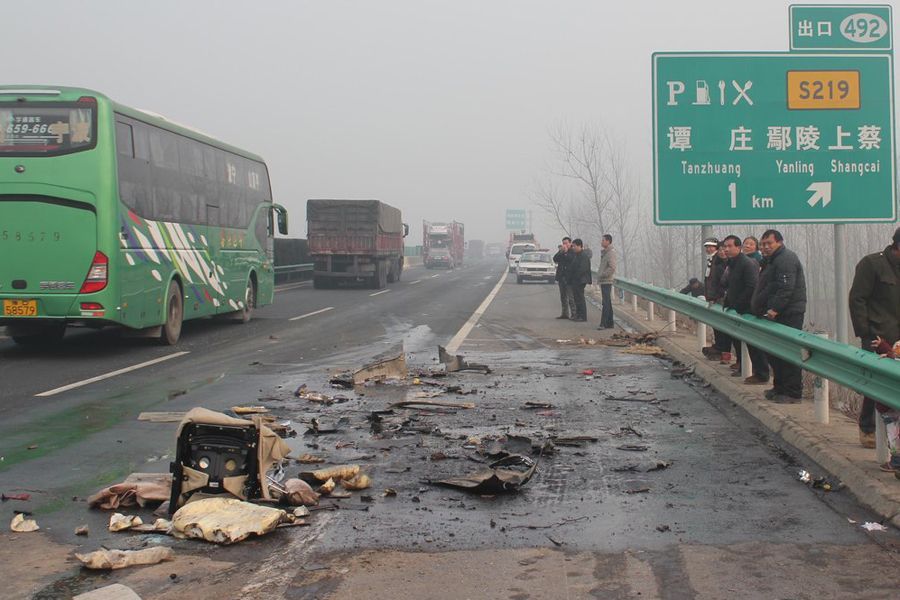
[834,224,849,344]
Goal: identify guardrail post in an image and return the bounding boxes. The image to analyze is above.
[664,309,676,332]
[631,293,638,312]
[876,411,889,465]
[696,322,707,351]
[741,342,752,379]
[646,301,655,322]
[813,332,830,424]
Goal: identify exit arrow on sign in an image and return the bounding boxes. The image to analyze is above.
[806,182,832,208]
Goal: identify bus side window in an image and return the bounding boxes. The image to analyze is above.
[115,122,134,158]
[133,123,150,162]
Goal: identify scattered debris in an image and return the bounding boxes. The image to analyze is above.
[75,547,175,570]
[582,369,594,376]
[73,583,143,600]
[341,474,372,491]
[612,461,672,473]
[318,478,336,494]
[295,385,336,404]
[89,473,172,510]
[522,402,554,410]
[390,400,475,411]
[625,486,651,494]
[75,525,89,536]
[862,522,888,532]
[10,513,39,532]
[383,488,397,497]
[108,513,143,532]
[130,518,172,533]
[282,479,320,506]
[798,469,842,492]
[171,497,289,544]
[231,406,269,415]
[293,506,311,518]
[432,455,537,494]
[306,417,348,435]
[296,454,326,464]
[1,492,31,501]
[438,346,491,374]
[622,344,667,357]
[137,412,187,423]
[656,524,671,532]
[546,534,563,547]
[617,444,650,452]
[329,374,355,389]
[312,465,360,482]
[353,354,408,384]
[551,435,599,447]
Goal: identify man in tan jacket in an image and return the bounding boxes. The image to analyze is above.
[597,234,617,329]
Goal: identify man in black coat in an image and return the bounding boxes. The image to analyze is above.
[567,238,592,322]
[722,235,769,384]
[702,238,730,360]
[553,237,575,319]
[750,229,807,402]
[848,227,900,449]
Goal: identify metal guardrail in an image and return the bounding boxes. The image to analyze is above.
[614,277,900,407]
[274,263,314,284]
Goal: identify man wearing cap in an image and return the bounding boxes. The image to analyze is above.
[702,237,729,359]
[849,227,900,451]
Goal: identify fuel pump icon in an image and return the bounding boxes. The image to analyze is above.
[693,80,711,105]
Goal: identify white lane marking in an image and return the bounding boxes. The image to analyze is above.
[276,281,312,293]
[369,289,391,297]
[431,274,440,278]
[483,276,492,280]
[444,270,506,354]
[35,351,190,397]
[408,280,422,285]
[289,306,335,321]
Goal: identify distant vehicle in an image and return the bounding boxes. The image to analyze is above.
[307,199,408,289]
[466,239,485,260]
[0,86,288,346]
[507,232,537,256]
[423,220,464,269]
[485,242,505,258]
[507,242,537,272]
[516,251,556,284]
[426,247,454,269]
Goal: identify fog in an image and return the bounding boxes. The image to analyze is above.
[6,0,824,245]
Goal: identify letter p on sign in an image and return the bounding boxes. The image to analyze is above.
[667,81,685,106]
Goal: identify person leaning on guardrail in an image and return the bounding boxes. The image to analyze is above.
[722,235,770,386]
[849,227,900,453]
[750,229,808,403]
[701,237,730,360]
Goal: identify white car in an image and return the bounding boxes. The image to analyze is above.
[507,243,537,272]
[515,251,555,284]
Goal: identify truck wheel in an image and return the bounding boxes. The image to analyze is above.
[396,258,403,282]
[372,261,387,289]
[161,280,183,345]
[387,261,398,283]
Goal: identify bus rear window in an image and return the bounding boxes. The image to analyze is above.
[0,103,95,156]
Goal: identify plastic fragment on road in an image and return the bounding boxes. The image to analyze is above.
[171,497,288,544]
[130,518,172,533]
[312,465,360,482]
[438,346,491,374]
[293,506,311,518]
[390,400,475,410]
[296,454,326,464]
[318,478,336,494]
[137,412,186,423]
[73,583,143,600]
[295,385,335,404]
[75,546,174,570]
[353,354,408,384]
[1,492,31,501]
[108,513,143,532]
[341,474,372,491]
[88,473,172,510]
[10,513,39,532]
[862,522,888,532]
[231,406,269,415]
[282,479,320,506]
[75,525,89,536]
[432,455,537,494]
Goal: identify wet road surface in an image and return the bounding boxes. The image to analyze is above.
[3,262,900,599]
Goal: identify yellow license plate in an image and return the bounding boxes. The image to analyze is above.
[3,299,38,317]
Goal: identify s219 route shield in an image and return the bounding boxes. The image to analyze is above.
[652,52,895,225]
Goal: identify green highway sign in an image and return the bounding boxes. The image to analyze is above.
[790,5,892,52]
[652,52,896,225]
[505,208,526,229]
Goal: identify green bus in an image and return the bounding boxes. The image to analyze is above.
[0,86,288,345]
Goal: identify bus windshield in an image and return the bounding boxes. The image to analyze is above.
[0,103,95,156]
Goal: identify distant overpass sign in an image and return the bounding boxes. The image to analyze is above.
[652,52,895,224]
[505,209,527,229]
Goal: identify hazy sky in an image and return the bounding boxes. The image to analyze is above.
[6,0,886,245]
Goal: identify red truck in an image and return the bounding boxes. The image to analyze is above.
[308,199,408,289]
[423,221,465,269]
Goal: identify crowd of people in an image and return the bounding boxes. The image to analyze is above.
[549,227,900,474]
[552,235,616,328]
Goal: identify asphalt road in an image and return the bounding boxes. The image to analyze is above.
[3,260,900,599]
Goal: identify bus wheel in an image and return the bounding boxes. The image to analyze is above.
[161,280,183,345]
[238,278,256,323]
[10,322,66,346]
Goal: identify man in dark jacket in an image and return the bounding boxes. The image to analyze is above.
[702,238,730,360]
[680,277,704,297]
[848,227,900,449]
[553,237,575,319]
[751,229,807,402]
[722,235,769,384]
[567,238,592,322]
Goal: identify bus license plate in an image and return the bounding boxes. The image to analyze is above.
[2,299,38,317]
